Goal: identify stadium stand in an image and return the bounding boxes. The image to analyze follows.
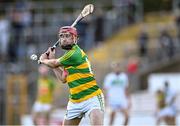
[88,13,180,91]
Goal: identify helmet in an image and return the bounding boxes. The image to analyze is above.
[59,26,78,36]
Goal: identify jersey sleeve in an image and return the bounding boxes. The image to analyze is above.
[103,74,111,89]
[58,50,84,66]
[123,73,129,87]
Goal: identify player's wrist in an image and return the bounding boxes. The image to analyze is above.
[38,59,47,65]
[38,60,42,64]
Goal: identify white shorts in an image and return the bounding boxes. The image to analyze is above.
[65,94,105,120]
[158,106,177,118]
[32,102,52,113]
[108,98,128,111]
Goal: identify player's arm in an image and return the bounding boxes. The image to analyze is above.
[39,47,68,82]
[124,74,131,98]
[168,92,176,106]
[125,85,131,98]
[103,75,110,102]
[125,78,132,109]
[126,85,132,109]
[39,58,61,68]
[39,47,62,68]
[53,67,67,83]
[125,85,131,103]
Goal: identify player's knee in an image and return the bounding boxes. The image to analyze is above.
[90,109,103,117]
[89,109,104,124]
[121,109,128,116]
[125,113,129,119]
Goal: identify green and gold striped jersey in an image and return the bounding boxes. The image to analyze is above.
[58,44,102,103]
[37,77,55,103]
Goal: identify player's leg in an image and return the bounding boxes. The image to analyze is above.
[43,104,52,125]
[169,116,176,125]
[120,108,129,125]
[156,109,165,125]
[164,116,170,125]
[161,106,176,125]
[63,101,84,125]
[43,111,51,125]
[85,94,105,126]
[109,110,116,125]
[31,102,43,125]
[63,117,82,126]
[165,116,176,125]
[89,109,104,125]
[32,111,40,125]
[156,116,163,126]
[118,98,130,125]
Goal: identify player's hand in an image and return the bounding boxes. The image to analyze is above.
[46,47,55,59]
[39,53,48,61]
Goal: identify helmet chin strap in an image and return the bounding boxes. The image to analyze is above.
[73,35,78,44]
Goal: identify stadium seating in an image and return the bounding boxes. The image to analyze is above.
[88,13,179,90]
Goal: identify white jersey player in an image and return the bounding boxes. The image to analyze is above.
[156,81,177,125]
[103,62,131,125]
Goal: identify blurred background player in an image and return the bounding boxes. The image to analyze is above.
[38,26,105,126]
[155,81,177,125]
[32,65,56,125]
[103,61,131,125]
